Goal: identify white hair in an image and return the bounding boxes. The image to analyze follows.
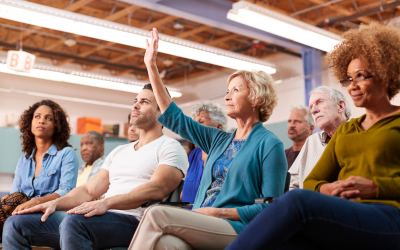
[191,100,228,131]
[290,104,315,126]
[310,86,351,119]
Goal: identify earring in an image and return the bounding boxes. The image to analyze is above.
[253,107,255,113]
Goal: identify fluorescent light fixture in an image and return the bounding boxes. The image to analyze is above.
[0,0,276,74]
[0,87,133,109]
[0,62,182,98]
[227,1,340,52]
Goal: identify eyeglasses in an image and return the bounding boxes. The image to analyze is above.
[339,75,373,87]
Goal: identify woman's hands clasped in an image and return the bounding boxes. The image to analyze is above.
[320,176,377,200]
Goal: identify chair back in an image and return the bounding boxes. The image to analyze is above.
[284,172,291,193]
[166,180,184,202]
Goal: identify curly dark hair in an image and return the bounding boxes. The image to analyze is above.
[20,100,72,158]
[326,22,400,100]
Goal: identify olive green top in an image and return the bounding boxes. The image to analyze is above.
[304,111,400,209]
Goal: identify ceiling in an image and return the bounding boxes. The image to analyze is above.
[0,0,398,85]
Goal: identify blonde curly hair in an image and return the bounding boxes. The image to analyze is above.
[326,22,400,100]
[227,70,278,122]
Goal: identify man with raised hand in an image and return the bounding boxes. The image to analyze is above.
[3,84,189,250]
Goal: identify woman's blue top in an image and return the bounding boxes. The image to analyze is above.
[157,102,287,233]
[10,144,79,198]
[181,148,204,208]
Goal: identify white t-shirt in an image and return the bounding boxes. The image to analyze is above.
[102,135,189,221]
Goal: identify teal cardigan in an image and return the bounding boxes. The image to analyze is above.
[158,102,287,233]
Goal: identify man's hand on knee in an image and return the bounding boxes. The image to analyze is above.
[67,199,109,218]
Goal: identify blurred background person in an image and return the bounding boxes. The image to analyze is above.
[285,105,314,169]
[181,100,228,208]
[289,86,350,189]
[77,131,105,187]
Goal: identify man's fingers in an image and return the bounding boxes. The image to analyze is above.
[41,210,52,222]
[84,209,98,218]
[72,207,93,215]
[153,28,159,42]
[145,39,150,48]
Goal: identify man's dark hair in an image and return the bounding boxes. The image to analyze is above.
[85,131,104,144]
[142,84,171,110]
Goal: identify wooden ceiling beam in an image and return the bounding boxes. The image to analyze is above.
[141,16,176,30]
[105,5,142,22]
[305,0,371,24]
[247,0,343,34]
[206,33,238,46]
[176,25,210,39]
[65,0,96,12]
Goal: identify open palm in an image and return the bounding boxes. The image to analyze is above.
[144,28,159,66]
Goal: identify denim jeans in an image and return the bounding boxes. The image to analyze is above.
[3,211,139,249]
[226,189,400,250]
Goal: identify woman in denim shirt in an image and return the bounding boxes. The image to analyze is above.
[0,100,79,240]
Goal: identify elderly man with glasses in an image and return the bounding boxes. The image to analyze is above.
[289,86,350,189]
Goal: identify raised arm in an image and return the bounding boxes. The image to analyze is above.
[144,28,172,113]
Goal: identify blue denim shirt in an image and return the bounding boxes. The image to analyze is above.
[10,144,79,198]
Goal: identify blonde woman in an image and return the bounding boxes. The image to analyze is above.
[128,28,287,250]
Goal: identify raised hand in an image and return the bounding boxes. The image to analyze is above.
[67,199,109,218]
[144,28,159,67]
[14,200,57,222]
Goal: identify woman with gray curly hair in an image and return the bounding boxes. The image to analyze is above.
[181,101,227,208]
[127,28,287,250]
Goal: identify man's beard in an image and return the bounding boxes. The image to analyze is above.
[131,112,157,130]
[288,127,309,142]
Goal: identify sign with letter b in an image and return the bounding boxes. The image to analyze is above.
[6,50,36,73]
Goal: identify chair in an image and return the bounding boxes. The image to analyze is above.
[140,180,190,208]
[254,172,291,204]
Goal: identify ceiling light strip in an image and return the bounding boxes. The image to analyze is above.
[227,1,340,52]
[0,62,182,98]
[0,0,276,73]
[0,87,132,109]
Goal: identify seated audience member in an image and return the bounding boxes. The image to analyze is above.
[127,113,140,142]
[181,100,228,207]
[285,105,314,169]
[77,131,106,187]
[289,86,350,189]
[127,28,287,250]
[2,85,189,250]
[0,100,78,243]
[225,22,400,250]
